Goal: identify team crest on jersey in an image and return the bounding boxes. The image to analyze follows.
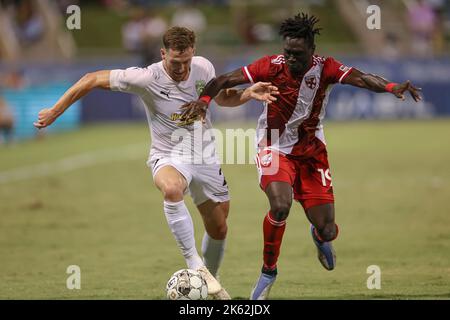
[196,80,206,95]
[305,75,317,90]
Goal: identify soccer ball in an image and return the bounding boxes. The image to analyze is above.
[166,269,208,300]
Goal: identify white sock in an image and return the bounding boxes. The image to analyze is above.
[201,232,226,278]
[163,200,204,270]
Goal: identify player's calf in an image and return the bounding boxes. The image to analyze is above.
[310,224,338,271]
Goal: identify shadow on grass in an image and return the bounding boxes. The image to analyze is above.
[231,292,450,300]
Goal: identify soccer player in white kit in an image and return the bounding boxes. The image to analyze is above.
[33,26,279,299]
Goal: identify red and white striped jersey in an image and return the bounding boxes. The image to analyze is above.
[242,54,353,158]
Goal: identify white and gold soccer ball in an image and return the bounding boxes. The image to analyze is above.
[166,269,208,300]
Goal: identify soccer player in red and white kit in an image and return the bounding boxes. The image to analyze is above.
[180,13,422,299]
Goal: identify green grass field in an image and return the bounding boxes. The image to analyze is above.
[1,120,449,299]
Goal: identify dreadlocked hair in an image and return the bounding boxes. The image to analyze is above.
[279,13,322,46]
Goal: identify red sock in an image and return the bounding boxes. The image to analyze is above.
[263,211,286,270]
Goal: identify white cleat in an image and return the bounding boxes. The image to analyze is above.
[213,287,232,300]
[197,266,222,295]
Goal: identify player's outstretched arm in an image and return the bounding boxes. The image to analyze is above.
[179,68,249,122]
[342,68,422,102]
[215,82,279,107]
[33,70,111,129]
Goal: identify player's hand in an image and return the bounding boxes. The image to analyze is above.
[179,100,208,124]
[392,81,422,102]
[33,108,59,129]
[244,82,279,104]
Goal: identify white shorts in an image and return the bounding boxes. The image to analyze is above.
[148,157,230,206]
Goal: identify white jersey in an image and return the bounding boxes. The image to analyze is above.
[110,56,218,164]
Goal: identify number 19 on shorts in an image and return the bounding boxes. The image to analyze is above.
[318,168,332,187]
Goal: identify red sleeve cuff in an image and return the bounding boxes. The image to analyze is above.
[338,67,353,83]
[242,66,254,83]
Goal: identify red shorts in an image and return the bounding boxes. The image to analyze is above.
[255,144,334,211]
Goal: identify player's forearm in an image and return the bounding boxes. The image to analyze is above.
[201,69,248,100]
[214,88,247,107]
[345,69,390,93]
[359,73,390,93]
[52,71,110,115]
[201,77,236,100]
[51,77,93,115]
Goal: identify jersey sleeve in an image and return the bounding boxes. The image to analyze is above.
[109,67,152,94]
[242,55,271,83]
[323,57,353,84]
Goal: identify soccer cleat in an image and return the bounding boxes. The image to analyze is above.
[197,266,222,295]
[213,287,232,300]
[310,224,336,270]
[208,273,232,300]
[250,268,277,300]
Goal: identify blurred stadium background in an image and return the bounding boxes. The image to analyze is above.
[0,0,449,299]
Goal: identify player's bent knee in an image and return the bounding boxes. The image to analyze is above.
[208,224,227,240]
[162,185,185,202]
[270,202,291,221]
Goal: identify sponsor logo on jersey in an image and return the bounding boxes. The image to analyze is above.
[170,113,196,127]
[195,80,206,96]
